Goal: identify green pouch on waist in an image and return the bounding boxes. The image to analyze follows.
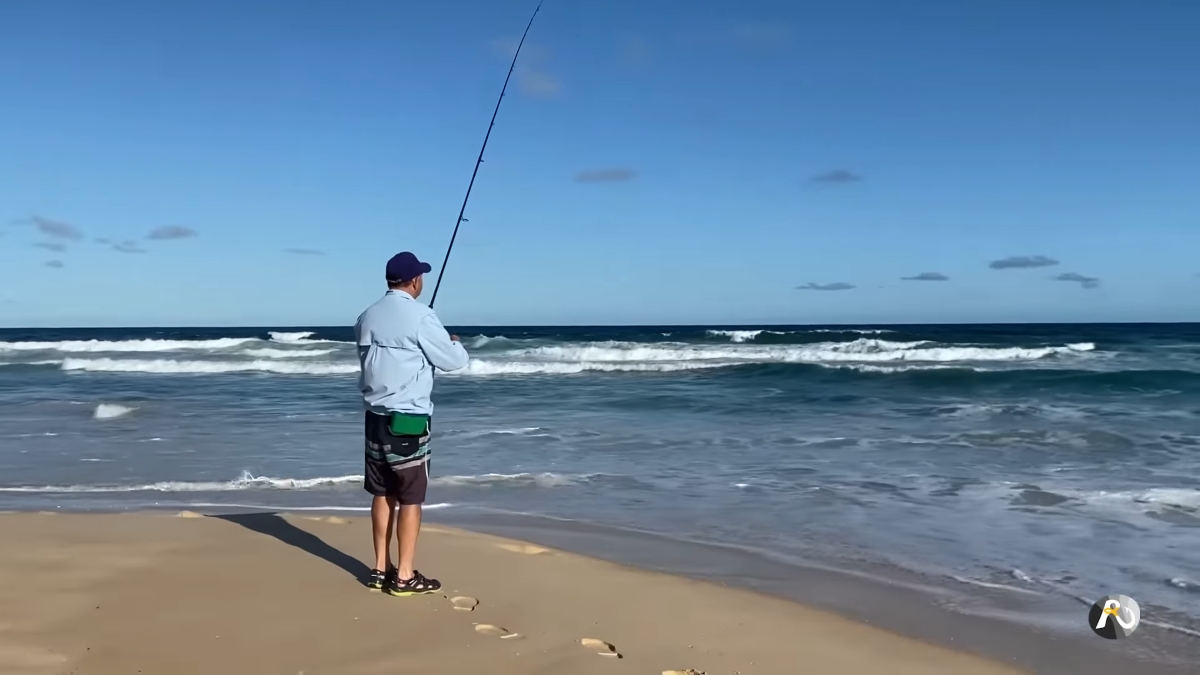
[388,412,430,437]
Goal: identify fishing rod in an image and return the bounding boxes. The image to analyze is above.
[428,1,544,309]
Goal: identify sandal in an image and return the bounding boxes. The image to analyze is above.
[365,565,397,591]
[384,570,442,596]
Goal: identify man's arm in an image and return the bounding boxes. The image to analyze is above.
[417,313,469,372]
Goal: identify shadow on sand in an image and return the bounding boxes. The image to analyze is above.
[211,512,370,583]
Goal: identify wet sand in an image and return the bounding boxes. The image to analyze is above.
[441,510,1198,675]
[0,511,1035,675]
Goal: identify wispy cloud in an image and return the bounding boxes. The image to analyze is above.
[283,248,326,256]
[33,242,67,252]
[31,216,84,240]
[492,39,561,98]
[796,282,855,291]
[901,272,949,281]
[574,168,637,183]
[809,170,862,184]
[989,255,1059,270]
[44,260,64,269]
[95,238,111,245]
[1055,272,1100,289]
[147,225,197,240]
[113,240,146,254]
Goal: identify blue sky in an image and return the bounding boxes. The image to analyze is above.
[1,0,1198,327]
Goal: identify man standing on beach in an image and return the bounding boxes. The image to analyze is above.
[354,251,469,596]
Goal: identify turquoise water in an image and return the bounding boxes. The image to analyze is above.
[1,323,1198,643]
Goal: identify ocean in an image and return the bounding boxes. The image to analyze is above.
[2,323,1198,659]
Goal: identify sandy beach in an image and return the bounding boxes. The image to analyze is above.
[0,511,1037,675]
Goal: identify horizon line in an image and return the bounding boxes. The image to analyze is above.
[2,319,1199,330]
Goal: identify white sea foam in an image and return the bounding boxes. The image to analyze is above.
[60,358,359,375]
[950,575,1042,595]
[826,364,964,374]
[467,335,513,349]
[453,339,1095,375]
[942,402,1091,420]
[450,427,548,438]
[0,359,65,368]
[265,331,351,346]
[706,328,895,340]
[516,339,1090,364]
[810,328,895,334]
[431,472,584,488]
[0,472,585,493]
[0,338,255,353]
[93,403,137,420]
[43,337,1096,377]
[1082,487,1200,511]
[240,348,338,359]
[0,472,362,493]
[707,329,771,342]
[268,331,315,343]
[459,360,734,375]
[1011,569,1036,583]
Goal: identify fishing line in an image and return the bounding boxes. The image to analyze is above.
[428,1,544,309]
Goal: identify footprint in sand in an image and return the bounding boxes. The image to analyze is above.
[474,623,522,640]
[580,638,621,658]
[451,596,478,612]
[497,543,549,555]
[663,670,706,675]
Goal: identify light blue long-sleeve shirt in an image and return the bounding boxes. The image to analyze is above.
[354,290,469,416]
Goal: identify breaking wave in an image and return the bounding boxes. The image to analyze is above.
[707,329,781,342]
[32,338,1100,377]
[707,328,894,342]
[0,338,256,353]
[93,403,137,420]
[268,331,315,343]
[60,358,359,375]
[0,472,363,493]
[454,339,1097,375]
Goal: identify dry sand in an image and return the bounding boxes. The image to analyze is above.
[0,511,1030,675]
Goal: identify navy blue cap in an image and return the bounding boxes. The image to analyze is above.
[385,252,432,283]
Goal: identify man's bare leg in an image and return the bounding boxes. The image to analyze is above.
[371,495,397,571]
[395,504,422,580]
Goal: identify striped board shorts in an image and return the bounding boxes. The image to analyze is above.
[363,411,430,505]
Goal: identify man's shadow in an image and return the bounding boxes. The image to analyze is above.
[211,512,370,582]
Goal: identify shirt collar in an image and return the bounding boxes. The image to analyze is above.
[386,289,414,301]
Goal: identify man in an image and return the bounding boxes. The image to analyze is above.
[354,251,469,596]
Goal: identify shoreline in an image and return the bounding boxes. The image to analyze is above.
[0,510,1192,674]
[431,508,1199,675]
